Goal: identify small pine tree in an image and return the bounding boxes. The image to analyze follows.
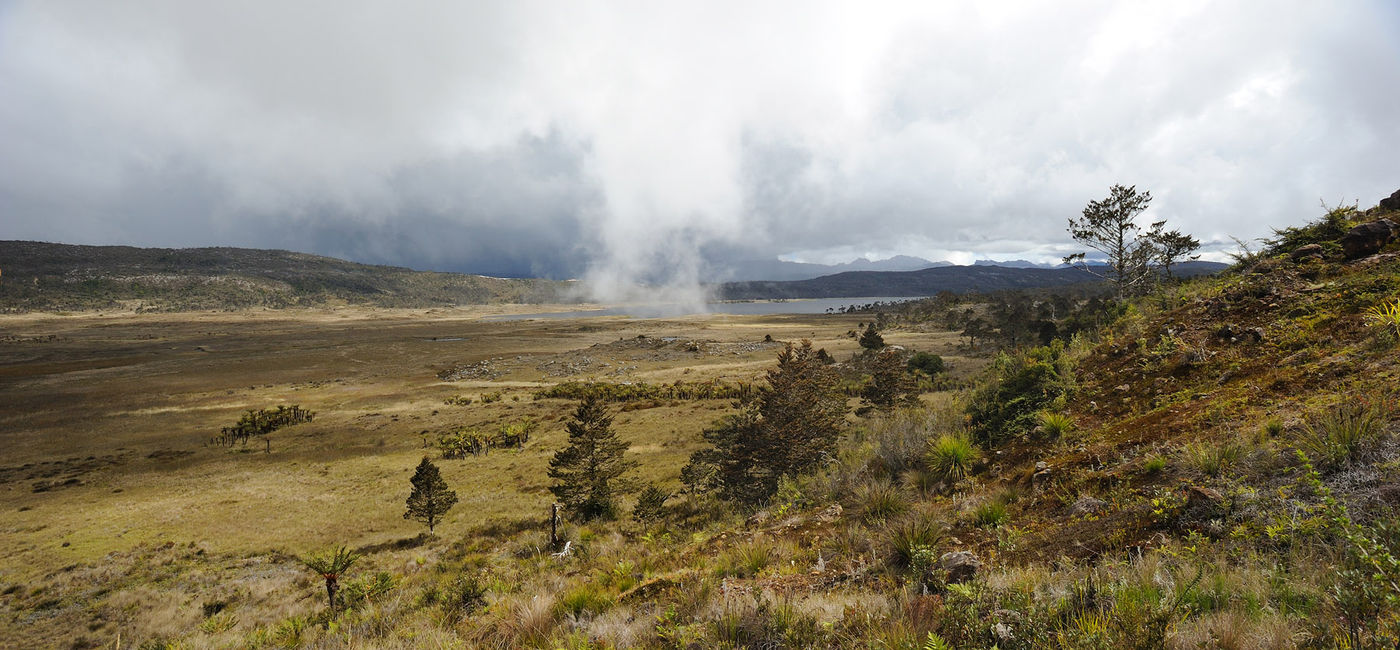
[548,396,637,520]
[404,457,458,535]
[859,323,885,350]
[863,348,916,409]
[631,483,670,527]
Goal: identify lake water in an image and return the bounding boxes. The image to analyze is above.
[485,297,920,321]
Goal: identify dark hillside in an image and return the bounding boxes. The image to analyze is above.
[718,260,1226,299]
[0,241,566,312]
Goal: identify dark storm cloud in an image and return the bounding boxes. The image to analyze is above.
[2,2,1398,297]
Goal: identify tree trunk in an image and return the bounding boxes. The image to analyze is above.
[325,577,338,611]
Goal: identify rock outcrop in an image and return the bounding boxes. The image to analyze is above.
[1341,218,1398,260]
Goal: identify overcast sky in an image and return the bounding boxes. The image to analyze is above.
[2,2,1398,295]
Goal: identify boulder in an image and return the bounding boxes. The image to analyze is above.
[1289,243,1324,261]
[1341,219,1398,259]
[1380,189,1400,212]
[940,550,982,584]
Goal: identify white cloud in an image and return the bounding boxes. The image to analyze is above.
[1,1,1397,287]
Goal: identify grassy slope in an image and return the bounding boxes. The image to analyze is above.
[0,241,566,312]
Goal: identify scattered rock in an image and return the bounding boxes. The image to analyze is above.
[1289,243,1325,261]
[1032,462,1053,493]
[814,503,843,523]
[992,622,1015,643]
[745,510,772,528]
[1069,496,1108,516]
[1341,219,1398,260]
[940,551,982,584]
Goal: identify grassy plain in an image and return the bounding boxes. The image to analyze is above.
[0,305,973,588]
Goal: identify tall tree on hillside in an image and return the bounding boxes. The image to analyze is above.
[1148,226,1202,280]
[683,340,846,504]
[404,457,458,535]
[1063,184,1159,298]
[548,395,637,520]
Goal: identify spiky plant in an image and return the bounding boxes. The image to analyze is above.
[1037,411,1074,438]
[300,546,360,611]
[1365,299,1400,340]
[926,434,980,484]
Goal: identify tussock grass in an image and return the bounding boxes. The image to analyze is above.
[1297,399,1392,469]
[926,434,980,484]
[857,482,909,522]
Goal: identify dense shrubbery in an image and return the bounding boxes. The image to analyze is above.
[215,405,314,446]
[1264,201,1362,257]
[965,341,1073,445]
[534,380,759,403]
[439,417,537,458]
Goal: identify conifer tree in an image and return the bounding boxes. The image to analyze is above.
[548,396,637,520]
[863,348,917,409]
[859,323,886,350]
[684,340,846,504]
[404,457,457,535]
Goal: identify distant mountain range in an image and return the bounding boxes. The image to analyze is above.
[704,256,1081,282]
[0,241,565,312]
[717,260,1228,299]
[703,255,949,282]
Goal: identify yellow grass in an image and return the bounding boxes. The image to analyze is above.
[0,305,975,587]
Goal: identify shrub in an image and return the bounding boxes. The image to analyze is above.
[926,435,980,484]
[446,574,487,615]
[631,484,670,526]
[1264,201,1359,256]
[684,341,845,505]
[859,323,886,350]
[907,352,944,376]
[1037,411,1074,438]
[966,342,1073,445]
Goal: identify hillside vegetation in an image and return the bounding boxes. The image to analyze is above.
[1,199,1398,648]
[0,241,566,312]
